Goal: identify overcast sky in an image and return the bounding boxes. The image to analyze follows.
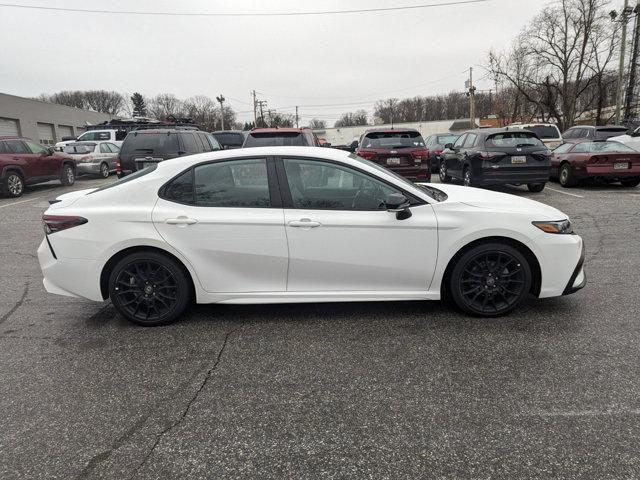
[0,0,548,124]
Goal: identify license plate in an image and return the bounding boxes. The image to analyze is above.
[387,157,401,165]
[511,156,527,164]
[614,162,630,170]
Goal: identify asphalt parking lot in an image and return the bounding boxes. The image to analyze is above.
[1,176,639,479]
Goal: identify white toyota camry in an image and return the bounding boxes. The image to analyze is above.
[38,146,585,326]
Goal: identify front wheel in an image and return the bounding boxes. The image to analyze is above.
[527,182,546,193]
[620,178,640,188]
[463,166,476,187]
[60,164,75,186]
[448,243,532,317]
[109,252,191,326]
[439,161,451,183]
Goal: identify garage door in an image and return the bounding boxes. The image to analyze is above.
[0,117,20,136]
[37,122,55,145]
[58,124,74,139]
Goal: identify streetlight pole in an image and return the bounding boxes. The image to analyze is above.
[614,0,630,125]
[624,1,640,124]
[216,94,226,130]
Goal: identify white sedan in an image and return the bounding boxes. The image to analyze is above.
[38,147,585,326]
[63,141,120,178]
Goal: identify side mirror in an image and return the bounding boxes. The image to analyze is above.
[444,143,453,150]
[385,193,412,220]
[46,147,54,156]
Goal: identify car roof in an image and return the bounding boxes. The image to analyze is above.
[249,128,309,134]
[363,128,420,134]
[212,130,245,134]
[127,128,194,135]
[0,136,26,141]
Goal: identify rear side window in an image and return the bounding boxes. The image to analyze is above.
[206,134,222,151]
[196,133,211,152]
[65,144,95,154]
[120,132,180,156]
[194,159,270,207]
[244,132,305,147]
[181,133,199,153]
[5,140,29,154]
[163,169,194,203]
[0,141,8,154]
[486,132,543,148]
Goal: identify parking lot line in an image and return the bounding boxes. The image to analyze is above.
[546,187,584,198]
[0,196,43,209]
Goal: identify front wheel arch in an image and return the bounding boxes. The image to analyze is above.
[440,236,541,300]
[100,246,196,301]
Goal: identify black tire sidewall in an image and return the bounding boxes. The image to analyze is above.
[559,164,574,187]
[527,183,545,192]
[448,242,532,317]
[109,251,191,326]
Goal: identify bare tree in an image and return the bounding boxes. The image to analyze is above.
[334,109,368,127]
[308,118,327,129]
[84,90,125,115]
[148,93,184,120]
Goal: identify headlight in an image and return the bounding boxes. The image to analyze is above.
[532,219,573,234]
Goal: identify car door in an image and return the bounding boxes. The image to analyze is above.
[446,133,467,178]
[105,143,120,169]
[278,156,438,293]
[21,140,57,177]
[152,156,288,293]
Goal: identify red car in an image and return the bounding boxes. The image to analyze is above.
[0,136,76,197]
[551,140,640,188]
[356,128,430,182]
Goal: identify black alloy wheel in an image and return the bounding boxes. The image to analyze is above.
[109,252,191,326]
[449,243,532,316]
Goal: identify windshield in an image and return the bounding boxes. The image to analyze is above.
[120,133,179,156]
[436,134,459,145]
[522,125,560,139]
[244,132,304,147]
[64,143,95,154]
[212,132,244,147]
[361,131,425,149]
[486,132,543,148]
[574,141,637,153]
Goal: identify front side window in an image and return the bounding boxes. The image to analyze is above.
[283,158,400,211]
[193,158,270,207]
[463,133,477,148]
[437,134,459,145]
[552,143,573,154]
[453,134,467,148]
[25,140,48,154]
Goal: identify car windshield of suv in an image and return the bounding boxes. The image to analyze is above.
[486,132,543,147]
[362,131,425,149]
[213,132,244,147]
[574,141,637,153]
[120,133,179,155]
[522,125,559,139]
[436,134,459,145]
[244,132,305,147]
[64,143,95,154]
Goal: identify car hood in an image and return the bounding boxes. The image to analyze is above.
[429,183,566,219]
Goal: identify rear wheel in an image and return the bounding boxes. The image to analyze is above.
[448,242,532,317]
[439,161,451,183]
[463,166,476,187]
[2,172,25,198]
[60,164,75,186]
[109,252,191,326]
[527,182,546,192]
[558,163,576,188]
[620,178,640,188]
[99,162,110,178]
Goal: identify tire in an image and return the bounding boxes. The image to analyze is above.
[109,251,191,326]
[463,166,476,187]
[60,164,75,186]
[558,163,576,188]
[439,160,451,183]
[448,242,532,317]
[2,172,25,198]
[527,182,546,192]
[99,162,110,178]
[620,178,640,188]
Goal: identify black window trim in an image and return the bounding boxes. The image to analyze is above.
[273,155,427,211]
[158,156,282,208]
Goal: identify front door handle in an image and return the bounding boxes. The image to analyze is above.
[165,216,198,226]
[288,218,321,228]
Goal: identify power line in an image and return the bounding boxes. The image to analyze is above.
[0,0,495,17]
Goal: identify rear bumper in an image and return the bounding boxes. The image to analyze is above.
[563,241,586,295]
[380,164,431,181]
[579,164,640,179]
[477,168,550,185]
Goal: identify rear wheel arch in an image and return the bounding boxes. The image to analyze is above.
[100,246,196,301]
[441,236,542,299]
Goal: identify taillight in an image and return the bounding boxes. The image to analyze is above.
[116,158,122,174]
[479,151,505,159]
[357,150,375,160]
[411,149,429,164]
[42,215,88,234]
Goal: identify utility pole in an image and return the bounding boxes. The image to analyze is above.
[257,100,267,127]
[216,94,226,130]
[252,90,257,125]
[614,0,631,125]
[623,1,640,124]
[295,106,299,128]
[466,67,476,128]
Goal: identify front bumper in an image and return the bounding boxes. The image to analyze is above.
[563,241,586,295]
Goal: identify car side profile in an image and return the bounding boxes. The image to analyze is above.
[439,128,551,192]
[63,141,120,178]
[39,147,585,326]
[551,140,640,188]
[425,132,460,173]
[0,136,76,197]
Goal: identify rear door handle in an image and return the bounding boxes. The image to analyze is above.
[165,216,198,226]
[288,218,321,228]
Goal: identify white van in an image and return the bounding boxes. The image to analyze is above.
[508,123,563,149]
[54,129,125,151]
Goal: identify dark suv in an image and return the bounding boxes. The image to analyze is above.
[355,128,430,182]
[211,130,247,149]
[117,128,221,177]
[0,136,76,197]
[243,128,320,147]
[439,128,551,192]
[562,125,628,141]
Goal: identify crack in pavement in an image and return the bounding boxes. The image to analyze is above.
[0,281,30,325]
[126,326,241,480]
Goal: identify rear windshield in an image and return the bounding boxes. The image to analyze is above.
[120,133,180,156]
[573,141,637,153]
[244,132,304,147]
[64,143,95,154]
[89,164,158,194]
[486,132,543,148]
[436,134,459,145]
[595,128,628,139]
[362,131,425,149]
[212,132,244,146]
[522,125,560,139]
